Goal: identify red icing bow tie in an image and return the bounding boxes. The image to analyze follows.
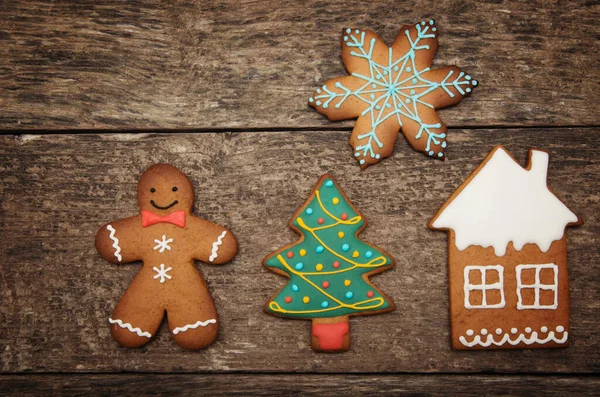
[141,210,186,228]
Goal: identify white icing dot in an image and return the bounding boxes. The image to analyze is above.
[375,154,380,159]
[466,75,472,80]
[481,328,488,335]
[525,327,532,333]
[343,36,348,42]
[405,99,410,104]
[541,326,548,333]
[375,105,381,110]
[308,98,314,103]
[429,19,434,25]
[438,152,443,158]
[428,150,434,156]
[466,88,472,93]
[495,328,502,335]
[421,21,425,26]
[354,152,360,157]
[511,328,518,334]
[355,29,359,34]
[472,80,478,86]
[316,88,321,93]
[370,94,375,99]
[394,66,399,72]
[359,159,365,165]
[346,28,351,34]
[556,325,565,333]
[316,100,321,106]
[406,67,411,72]
[432,27,437,32]
[466,329,474,336]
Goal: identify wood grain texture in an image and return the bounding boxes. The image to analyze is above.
[0,0,599,130]
[0,374,599,396]
[0,130,598,373]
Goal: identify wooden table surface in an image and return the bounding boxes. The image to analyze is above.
[0,0,598,395]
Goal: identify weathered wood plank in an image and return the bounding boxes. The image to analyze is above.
[0,374,599,396]
[0,0,598,130]
[0,129,598,373]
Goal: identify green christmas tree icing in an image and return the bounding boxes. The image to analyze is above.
[265,175,394,319]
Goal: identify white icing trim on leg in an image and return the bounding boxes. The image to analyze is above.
[106,225,122,262]
[209,231,227,262]
[109,318,151,338]
[172,319,217,335]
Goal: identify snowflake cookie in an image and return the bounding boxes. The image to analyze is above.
[309,20,478,168]
[96,164,238,350]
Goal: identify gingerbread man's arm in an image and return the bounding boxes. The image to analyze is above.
[95,215,143,264]
[188,216,238,265]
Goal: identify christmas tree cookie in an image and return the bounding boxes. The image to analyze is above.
[263,174,395,352]
[309,20,478,168]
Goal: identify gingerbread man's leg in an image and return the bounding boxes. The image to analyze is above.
[166,278,219,350]
[109,272,165,348]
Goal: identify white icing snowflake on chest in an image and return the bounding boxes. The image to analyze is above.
[153,263,172,283]
[153,235,173,253]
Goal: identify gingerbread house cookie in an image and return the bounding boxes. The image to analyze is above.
[429,147,582,349]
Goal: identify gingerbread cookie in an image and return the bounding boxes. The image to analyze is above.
[95,164,238,350]
[264,174,395,352]
[429,147,582,349]
[309,20,478,168]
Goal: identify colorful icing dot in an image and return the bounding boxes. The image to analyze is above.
[316,264,323,271]
[286,251,294,259]
[332,197,340,205]
[333,261,341,269]
[338,231,345,239]
[299,249,306,257]
[345,291,353,299]
[316,245,324,253]
[291,284,299,292]
[317,217,324,224]
[306,208,313,215]
[295,262,304,270]
[344,280,351,287]
[341,244,350,252]
[284,296,292,303]
[367,291,374,298]
[321,301,329,308]
[365,251,373,258]
[325,180,333,187]
[352,251,359,258]
[322,281,330,288]
[341,213,348,220]
[303,296,310,304]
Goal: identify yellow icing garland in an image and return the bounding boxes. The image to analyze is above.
[268,189,387,315]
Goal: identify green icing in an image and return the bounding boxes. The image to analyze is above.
[265,175,394,319]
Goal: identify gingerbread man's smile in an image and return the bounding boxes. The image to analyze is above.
[150,200,179,210]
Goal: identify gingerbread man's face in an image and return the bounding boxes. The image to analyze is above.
[137,164,195,214]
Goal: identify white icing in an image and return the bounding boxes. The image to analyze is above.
[516,263,558,310]
[106,225,122,262]
[459,326,567,347]
[153,263,172,284]
[153,235,173,253]
[463,265,505,309]
[172,319,217,335]
[431,148,578,256]
[109,318,151,338]
[209,231,227,262]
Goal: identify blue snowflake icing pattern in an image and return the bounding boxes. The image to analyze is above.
[309,20,478,164]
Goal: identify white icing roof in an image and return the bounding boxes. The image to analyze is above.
[430,147,579,256]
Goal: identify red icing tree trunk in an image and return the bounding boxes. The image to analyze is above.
[311,316,350,352]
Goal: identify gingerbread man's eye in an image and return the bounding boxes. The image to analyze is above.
[150,188,156,193]
[172,186,178,192]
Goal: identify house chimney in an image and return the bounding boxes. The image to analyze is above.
[529,150,548,182]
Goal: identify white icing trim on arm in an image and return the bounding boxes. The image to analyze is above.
[209,231,227,262]
[109,318,151,338]
[106,225,122,262]
[172,319,217,335]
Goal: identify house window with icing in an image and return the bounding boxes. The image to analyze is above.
[516,263,558,310]
[463,265,505,309]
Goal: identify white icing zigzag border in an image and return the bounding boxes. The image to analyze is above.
[106,225,122,262]
[209,231,227,262]
[459,325,567,348]
[172,319,217,335]
[109,318,152,338]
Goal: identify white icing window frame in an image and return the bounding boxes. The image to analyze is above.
[463,265,506,309]
[516,263,558,310]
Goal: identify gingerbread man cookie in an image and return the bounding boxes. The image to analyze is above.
[95,164,238,350]
[309,20,478,168]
